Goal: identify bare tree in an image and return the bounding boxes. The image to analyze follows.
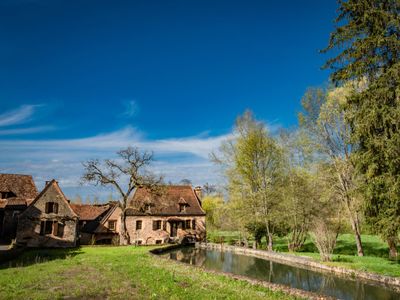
[82,146,163,244]
[179,178,192,186]
[203,182,217,196]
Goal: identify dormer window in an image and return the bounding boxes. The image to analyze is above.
[0,191,16,199]
[45,202,58,214]
[144,204,151,213]
[178,197,188,212]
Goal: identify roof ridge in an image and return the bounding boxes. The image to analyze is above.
[0,173,33,177]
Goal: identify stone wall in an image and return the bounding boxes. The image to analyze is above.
[126,215,205,245]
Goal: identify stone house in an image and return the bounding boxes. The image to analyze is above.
[125,185,206,245]
[0,174,38,241]
[16,180,79,248]
[71,202,122,245]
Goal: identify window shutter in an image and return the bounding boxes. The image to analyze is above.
[45,202,49,214]
[40,221,45,235]
[152,221,156,230]
[53,221,58,235]
[192,219,196,230]
[57,223,65,237]
[163,221,167,231]
[54,203,59,214]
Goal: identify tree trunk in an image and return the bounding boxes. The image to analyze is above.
[267,233,273,251]
[265,221,273,251]
[243,236,249,248]
[387,237,398,259]
[354,230,364,257]
[252,241,257,249]
[120,211,131,245]
[350,216,364,256]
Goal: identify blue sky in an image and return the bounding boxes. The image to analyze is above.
[0,0,337,199]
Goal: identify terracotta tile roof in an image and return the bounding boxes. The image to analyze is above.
[4,197,29,207]
[126,185,205,216]
[0,173,38,199]
[70,204,110,221]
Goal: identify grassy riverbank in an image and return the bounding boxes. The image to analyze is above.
[0,246,297,300]
[208,231,400,277]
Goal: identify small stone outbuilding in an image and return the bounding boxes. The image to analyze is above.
[71,202,122,245]
[16,180,79,248]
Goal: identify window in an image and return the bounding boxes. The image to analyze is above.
[40,221,54,235]
[45,202,58,214]
[192,219,196,230]
[179,204,186,212]
[57,223,65,237]
[155,240,162,244]
[144,204,151,212]
[108,220,116,231]
[0,191,16,199]
[162,221,167,231]
[136,220,142,230]
[40,221,64,237]
[185,220,191,229]
[152,220,161,230]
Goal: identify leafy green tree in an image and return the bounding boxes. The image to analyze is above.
[212,111,284,250]
[299,86,365,256]
[202,195,224,229]
[245,222,267,249]
[278,130,319,251]
[323,0,400,258]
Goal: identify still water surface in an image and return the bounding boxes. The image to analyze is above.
[161,247,400,300]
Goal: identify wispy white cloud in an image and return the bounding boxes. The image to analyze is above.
[0,105,39,127]
[121,100,138,118]
[0,126,230,199]
[0,125,56,136]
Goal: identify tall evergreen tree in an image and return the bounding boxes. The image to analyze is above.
[323,0,400,258]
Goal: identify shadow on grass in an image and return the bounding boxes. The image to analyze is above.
[0,247,83,269]
[332,255,354,263]
[334,237,390,258]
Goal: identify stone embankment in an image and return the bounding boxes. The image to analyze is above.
[197,242,400,291]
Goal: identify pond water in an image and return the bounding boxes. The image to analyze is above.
[161,247,400,300]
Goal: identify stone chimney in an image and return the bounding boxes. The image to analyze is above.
[194,186,203,199]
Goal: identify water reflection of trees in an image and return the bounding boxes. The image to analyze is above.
[168,249,399,300]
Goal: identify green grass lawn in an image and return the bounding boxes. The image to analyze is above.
[207,231,400,277]
[0,246,298,300]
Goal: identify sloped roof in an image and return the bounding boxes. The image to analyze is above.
[23,179,78,218]
[4,197,29,207]
[70,204,110,221]
[126,185,205,216]
[0,174,38,200]
[71,202,119,233]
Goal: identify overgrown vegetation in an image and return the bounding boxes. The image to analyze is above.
[0,246,297,300]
